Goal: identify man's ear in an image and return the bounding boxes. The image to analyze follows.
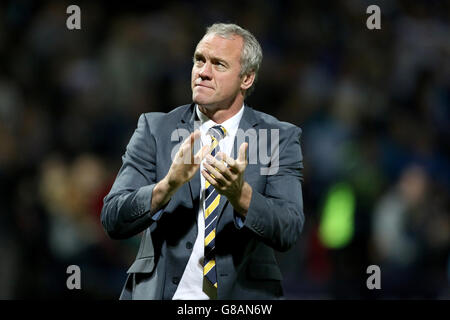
[240,72,255,91]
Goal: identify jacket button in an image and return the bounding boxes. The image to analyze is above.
[186,241,193,249]
[172,277,180,285]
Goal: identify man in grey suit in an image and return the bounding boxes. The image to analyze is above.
[101,23,304,300]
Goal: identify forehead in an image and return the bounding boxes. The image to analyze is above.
[195,33,243,61]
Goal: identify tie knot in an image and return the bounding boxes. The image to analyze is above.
[208,125,227,141]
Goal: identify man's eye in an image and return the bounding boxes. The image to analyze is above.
[194,56,204,63]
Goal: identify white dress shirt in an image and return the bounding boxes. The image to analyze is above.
[172,104,245,300]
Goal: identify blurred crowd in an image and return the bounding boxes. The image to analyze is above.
[0,0,448,299]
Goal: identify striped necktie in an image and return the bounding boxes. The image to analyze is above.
[203,124,227,298]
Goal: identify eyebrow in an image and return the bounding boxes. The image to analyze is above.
[193,52,204,61]
[193,52,229,66]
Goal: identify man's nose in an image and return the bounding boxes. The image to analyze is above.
[198,62,212,80]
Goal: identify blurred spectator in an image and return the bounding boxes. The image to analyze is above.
[371,165,449,298]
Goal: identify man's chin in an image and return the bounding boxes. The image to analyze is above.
[192,95,213,107]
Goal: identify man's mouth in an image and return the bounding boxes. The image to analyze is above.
[195,83,213,89]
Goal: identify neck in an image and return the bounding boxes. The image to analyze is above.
[198,96,244,124]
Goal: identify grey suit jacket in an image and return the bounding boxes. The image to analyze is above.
[101,103,304,300]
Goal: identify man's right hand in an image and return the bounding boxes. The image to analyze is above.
[151,130,209,213]
[166,130,210,189]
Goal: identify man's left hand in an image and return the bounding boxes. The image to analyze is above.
[201,142,252,216]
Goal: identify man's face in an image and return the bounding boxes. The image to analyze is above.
[191,33,244,109]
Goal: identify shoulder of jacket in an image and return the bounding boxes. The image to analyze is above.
[251,108,302,134]
[141,104,191,127]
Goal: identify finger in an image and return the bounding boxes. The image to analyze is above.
[194,145,210,165]
[207,154,233,179]
[218,152,238,172]
[202,169,220,189]
[204,162,226,185]
[180,130,200,150]
[190,130,202,162]
[174,139,189,164]
[238,142,248,162]
[178,130,199,164]
[202,144,212,158]
[180,131,193,148]
[193,129,201,141]
[191,130,201,151]
[177,132,193,159]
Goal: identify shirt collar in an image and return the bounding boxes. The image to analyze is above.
[195,104,245,136]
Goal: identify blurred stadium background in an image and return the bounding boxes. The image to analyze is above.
[0,0,448,299]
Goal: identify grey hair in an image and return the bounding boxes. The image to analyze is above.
[203,23,263,96]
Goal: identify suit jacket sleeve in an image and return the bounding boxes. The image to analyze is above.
[101,114,160,239]
[242,126,304,252]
